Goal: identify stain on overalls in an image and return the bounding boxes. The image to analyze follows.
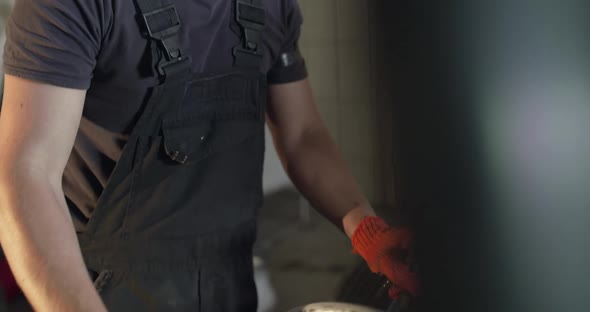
[77,0,267,311]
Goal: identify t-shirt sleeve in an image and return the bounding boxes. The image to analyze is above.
[2,0,108,90]
[267,0,308,84]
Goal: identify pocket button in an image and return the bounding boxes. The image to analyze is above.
[169,150,189,164]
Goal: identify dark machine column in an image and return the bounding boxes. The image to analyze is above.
[379,1,590,311]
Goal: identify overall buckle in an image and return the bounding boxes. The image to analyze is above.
[234,0,265,68]
[141,5,191,78]
[142,4,181,40]
[236,1,266,31]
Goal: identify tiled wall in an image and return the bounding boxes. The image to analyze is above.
[298,0,394,210]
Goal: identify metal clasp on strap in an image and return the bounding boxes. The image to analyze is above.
[141,4,191,78]
[157,54,191,78]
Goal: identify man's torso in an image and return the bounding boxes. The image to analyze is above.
[3,0,305,231]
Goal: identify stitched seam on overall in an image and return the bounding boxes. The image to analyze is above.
[163,112,262,127]
[119,138,145,238]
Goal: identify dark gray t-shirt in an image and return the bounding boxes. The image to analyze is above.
[3,0,307,231]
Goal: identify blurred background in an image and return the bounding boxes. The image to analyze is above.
[2,0,590,311]
[0,0,12,101]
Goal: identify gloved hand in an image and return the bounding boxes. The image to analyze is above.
[0,258,20,302]
[351,216,420,299]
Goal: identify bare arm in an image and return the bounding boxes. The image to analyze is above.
[0,75,107,311]
[267,79,375,238]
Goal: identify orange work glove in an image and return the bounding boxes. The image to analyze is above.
[351,216,420,299]
[0,258,20,302]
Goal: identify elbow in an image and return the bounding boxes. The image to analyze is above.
[0,158,63,217]
[0,159,62,240]
[283,124,332,159]
[0,157,16,197]
[0,154,62,188]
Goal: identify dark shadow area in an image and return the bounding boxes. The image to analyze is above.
[377,1,590,311]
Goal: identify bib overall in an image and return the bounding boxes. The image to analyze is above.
[77,0,267,310]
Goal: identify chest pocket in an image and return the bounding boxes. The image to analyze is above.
[161,115,261,165]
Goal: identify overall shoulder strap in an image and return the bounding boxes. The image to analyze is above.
[130,0,192,136]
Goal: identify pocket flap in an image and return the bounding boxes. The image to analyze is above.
[162,118,213,164]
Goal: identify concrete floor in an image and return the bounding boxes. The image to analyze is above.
[255,188,360,311]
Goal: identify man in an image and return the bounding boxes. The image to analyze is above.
[0,0,418,310]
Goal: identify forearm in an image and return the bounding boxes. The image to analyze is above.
[275,124,375,238]
[0,170,106,312]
